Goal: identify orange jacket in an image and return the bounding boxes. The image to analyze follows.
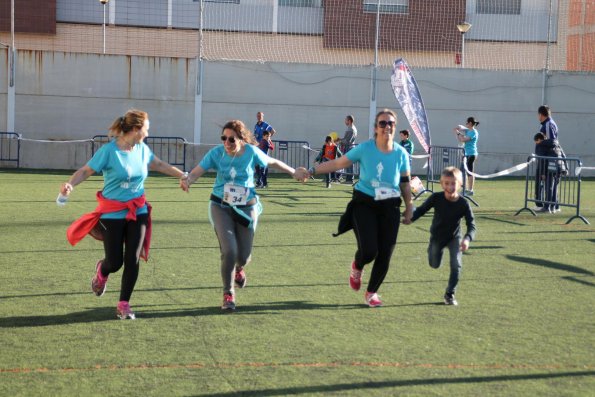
[66,191,152,261]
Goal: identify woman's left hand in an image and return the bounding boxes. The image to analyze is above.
[293,167,310,182]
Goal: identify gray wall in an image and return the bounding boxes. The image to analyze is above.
[1,50,594,175]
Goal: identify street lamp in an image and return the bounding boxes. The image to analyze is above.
[99,0,110,54]
[456,22,472,68]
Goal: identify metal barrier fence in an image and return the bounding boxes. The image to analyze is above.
[418,145,478,206]
[515,155,589,225]
[271,140,311,171]
[0,132,21,168]
[92,135,187,171]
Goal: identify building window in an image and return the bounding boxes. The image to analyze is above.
[476,0,521,15]
[279,0,323,6]
[363,0,409,14]
[193,0,240,4]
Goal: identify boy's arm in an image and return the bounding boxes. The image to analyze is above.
[410,194,435,223]
[463,203,477,242]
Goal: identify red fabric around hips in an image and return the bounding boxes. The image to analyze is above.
[66,191,152,261]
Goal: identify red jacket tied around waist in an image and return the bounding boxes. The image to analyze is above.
[66,191,152,261]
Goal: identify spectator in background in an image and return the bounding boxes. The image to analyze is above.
[534,132,567,213]
[255,130,274,188]
[340,115,358,183]
[315,135,342,188]
[454,117,480,196]
[399,129,414,166]
[538,105,558,141]
[254,111,276,143]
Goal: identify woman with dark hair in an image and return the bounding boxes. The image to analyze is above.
[454,116,480,195]
[182,120,306,311]
[59,109,187,320]
[305,109,413,307]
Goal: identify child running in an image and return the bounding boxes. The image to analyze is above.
[404,166,476,306]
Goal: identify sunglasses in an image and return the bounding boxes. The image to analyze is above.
[220,135,236,143]
[377,120,396,128]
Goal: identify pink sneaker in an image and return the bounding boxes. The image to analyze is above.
[234,267,246,288]
[365,291,382,307]
[349,261,363,291]
[91,260,108,297]
[221,293,236,311]
[116,301,136,320]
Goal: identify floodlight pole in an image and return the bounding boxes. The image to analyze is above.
[456,22,472,68]
[6,0,15,133]
[9,0,14,87]
[194,0,205,144]
[100,0,110,54]
[368,0,381,138]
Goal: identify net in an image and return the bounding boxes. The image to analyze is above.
[0,0,593,72]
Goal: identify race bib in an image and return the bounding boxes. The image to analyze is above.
[223,184,249,206]
[374,187,401,201]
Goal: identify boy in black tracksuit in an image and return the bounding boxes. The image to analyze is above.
[408,166,476,306]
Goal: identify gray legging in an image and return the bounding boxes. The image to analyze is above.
[209,202,258,294]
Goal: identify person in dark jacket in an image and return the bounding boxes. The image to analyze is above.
[534,132,567,213]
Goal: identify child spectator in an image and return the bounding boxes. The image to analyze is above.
[399,129,414,165]
[315,135,342,188]
[255,131,274,188]
[406,166,476,306]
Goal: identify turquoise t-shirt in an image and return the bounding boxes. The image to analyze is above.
[346,139,410,198]
[463,128,479,156]
[199,144,269,201]
[87,140,154,219]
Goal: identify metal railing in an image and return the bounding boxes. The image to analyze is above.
[515,155,589,224]
[418,145,478,206]
[0,132,21,168]
[271,140,311,170]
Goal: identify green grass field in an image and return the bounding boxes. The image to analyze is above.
[0,170,593,396]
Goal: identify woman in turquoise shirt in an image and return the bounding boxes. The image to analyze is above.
[59,109,187,320]
[306,109,413,308]
[182,120,304,311]
[454,116,480,195]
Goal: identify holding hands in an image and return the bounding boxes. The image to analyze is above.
[293,167,310,182]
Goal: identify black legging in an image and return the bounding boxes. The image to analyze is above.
[351,199,401,293]
[98,214,148,302]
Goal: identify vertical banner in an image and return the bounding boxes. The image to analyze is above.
[390,58,431,153]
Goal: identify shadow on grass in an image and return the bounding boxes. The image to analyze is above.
[506,255,594,276]
[195,370,595,397]
[478,216,527,226]
[0,300,445,327]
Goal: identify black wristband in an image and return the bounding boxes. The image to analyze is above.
[400,175,411,183]
[308,166,316,175]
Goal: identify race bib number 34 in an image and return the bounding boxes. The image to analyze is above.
[223,184,249,206]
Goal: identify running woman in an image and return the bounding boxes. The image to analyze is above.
[60,109,187,320]
[305,109,413,307]
[181,120,306,311]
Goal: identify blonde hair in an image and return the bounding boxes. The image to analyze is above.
[441,166,463,185]
[108,109,148,139]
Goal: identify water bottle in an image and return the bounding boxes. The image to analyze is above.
[56,193,69,207]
